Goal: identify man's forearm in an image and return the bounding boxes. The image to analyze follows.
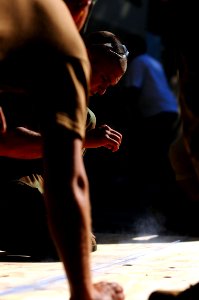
[43,136,93,300]
[0,127,43,159]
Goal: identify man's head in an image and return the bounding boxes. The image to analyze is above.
[84,31,129,96]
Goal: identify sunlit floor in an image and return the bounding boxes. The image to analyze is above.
[1,233,199,300]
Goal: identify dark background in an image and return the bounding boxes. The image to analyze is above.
[83,0,194,236]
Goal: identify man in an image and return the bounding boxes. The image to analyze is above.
[0,1,125,300]
[0,31,126,256]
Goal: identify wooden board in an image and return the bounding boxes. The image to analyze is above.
[1,234,199,299]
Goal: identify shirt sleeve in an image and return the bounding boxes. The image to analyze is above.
[33,0,91,140]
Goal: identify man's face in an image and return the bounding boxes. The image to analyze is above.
[89,57,125,96]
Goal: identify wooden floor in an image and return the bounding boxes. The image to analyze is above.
[1,233,199,299]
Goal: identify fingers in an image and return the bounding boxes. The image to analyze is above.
[105,132,122,152]
[100,124,122,140]
[100,124,122,152]
[106,143,120,152]
[93,281,125,300]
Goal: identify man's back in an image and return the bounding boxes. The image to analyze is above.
[0,0,88,58]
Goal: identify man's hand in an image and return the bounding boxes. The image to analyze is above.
[84,124,122,152]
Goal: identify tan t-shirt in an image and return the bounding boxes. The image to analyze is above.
[0,0,91,139]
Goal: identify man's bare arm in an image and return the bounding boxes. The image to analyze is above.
[0,127,42,159]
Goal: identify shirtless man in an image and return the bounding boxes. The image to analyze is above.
[0,1,125,300]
